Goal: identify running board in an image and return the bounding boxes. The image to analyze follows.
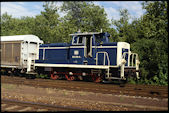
[105,77,126,80]
[35,63,118,69]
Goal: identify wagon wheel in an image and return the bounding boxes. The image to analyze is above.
[51,72,59,80]
[65,74,75,81]
[91,74,102,83]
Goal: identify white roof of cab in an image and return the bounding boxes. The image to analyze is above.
[69,32,102,36]
[0,35,43,44]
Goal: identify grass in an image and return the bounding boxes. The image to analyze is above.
[1,83,17,90]
[36,74,49,79]
[119,96,124,101]
[45,88,55,94]
[78,91,87,96]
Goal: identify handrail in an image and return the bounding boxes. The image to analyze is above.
[122,52,139,67]
[121,51,140,79]
[122,52,128,66]
[96,52,110,66]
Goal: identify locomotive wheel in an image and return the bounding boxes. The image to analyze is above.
[78,75,83,81]
[94,76,102,83]
[51,73,59,80]
[70,76,75,81]
[65,74,75,81]
[91,74,102,83]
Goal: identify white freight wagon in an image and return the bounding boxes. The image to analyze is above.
[0,35,43,75]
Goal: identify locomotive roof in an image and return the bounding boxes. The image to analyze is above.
[1,35,43,44]
[69,32,103,36]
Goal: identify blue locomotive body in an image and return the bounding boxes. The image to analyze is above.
[36,33,127,66]
[35,32,140,82]
[37,43,70,64]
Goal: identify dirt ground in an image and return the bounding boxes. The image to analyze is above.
[1,83,168,111]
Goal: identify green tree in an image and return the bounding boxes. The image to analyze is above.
[1,12,13,36]
[131,1,168,85]
[1,12,35,36]
[106,27,119,42]
[34,2,60,43]
[61,1,110,32]
[57,18,77,43]
[111,9,130,42]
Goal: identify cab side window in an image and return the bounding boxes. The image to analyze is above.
[78,36,83,44]
[95,34,102,44]
[72,36,83,45]
[73,36,78,44]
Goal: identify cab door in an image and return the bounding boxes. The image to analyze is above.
[84,36,92,58]
[83,35,96,65]
[69,36,85,64]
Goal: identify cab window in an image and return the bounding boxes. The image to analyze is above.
[72,36,83,45]
[78,36,83,43]
[73,36,78,44]
[95,34,102,44]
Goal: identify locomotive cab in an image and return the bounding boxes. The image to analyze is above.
[71,34,93,58]
[69,32,110,65]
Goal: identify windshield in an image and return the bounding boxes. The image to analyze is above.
[95,34,103,44]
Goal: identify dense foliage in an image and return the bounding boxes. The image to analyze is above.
[0,1,168,85]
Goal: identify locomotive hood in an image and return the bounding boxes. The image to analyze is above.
[40,43,70,47]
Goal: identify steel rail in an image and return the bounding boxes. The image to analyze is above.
[1,75,168,99]
[1,99,90,111]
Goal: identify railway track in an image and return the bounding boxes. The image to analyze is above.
[1,99,87,112]
[1,75,168,99]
